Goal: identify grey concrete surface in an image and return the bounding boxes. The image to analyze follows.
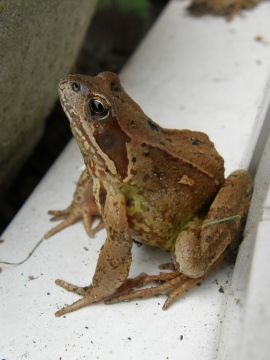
[0,0,97,191]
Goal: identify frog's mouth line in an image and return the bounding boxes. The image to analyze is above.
[59,94,81,129]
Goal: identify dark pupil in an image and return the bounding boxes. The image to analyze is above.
[92,100,104,113]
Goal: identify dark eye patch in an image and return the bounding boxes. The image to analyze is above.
[98,133,117,150]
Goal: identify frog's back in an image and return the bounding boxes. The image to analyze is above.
[158,127,225,186]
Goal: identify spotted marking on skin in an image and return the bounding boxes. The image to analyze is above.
[179,175,195,187]
[84,141,90,150]
[90,146,96,154]
[110,81,122,93]
[74,127,83,138]
[147,119,160,132]
[192,139,200,146]
[98,184,107,208]
[129,120,136,128]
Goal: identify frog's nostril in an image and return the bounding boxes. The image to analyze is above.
[71,82,81,92]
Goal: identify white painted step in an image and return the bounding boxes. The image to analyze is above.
[1,1,270,359]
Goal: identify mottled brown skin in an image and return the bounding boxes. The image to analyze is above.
[46,72,252,316]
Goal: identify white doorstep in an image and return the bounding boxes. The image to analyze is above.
[1,1,270,359]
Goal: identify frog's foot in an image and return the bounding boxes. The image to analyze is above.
[105,270,202,310]
[109,220,240,310]
[45,170,104,239]
[55,279,110,317]
[44,204,104,239]
[55,279,94,317]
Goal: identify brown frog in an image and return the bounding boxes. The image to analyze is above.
[45,72,252,317]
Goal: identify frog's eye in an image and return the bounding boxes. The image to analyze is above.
[88,97,110,120]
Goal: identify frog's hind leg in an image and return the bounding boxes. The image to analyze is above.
[117,270,181,290]
[54,279,113,317]
[104,248,228,310]
[104,271,185,304]
[45,169,104,239]
[174,170,253,279]
[106,170,253,309]
[163,248,228,309]
[55,274,193,315]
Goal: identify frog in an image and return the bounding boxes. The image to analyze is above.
[45,71,252,317]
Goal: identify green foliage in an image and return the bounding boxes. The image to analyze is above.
[96,0,150,19]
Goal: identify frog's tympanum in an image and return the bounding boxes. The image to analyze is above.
[45,72,252,317]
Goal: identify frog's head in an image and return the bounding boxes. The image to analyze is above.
[59,72,137,181]
[59,72,164,182]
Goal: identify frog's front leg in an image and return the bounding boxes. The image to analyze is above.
[55,193,132,317]
[45,169,104,239]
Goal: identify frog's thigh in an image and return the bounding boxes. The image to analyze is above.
[174,170,252,278]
